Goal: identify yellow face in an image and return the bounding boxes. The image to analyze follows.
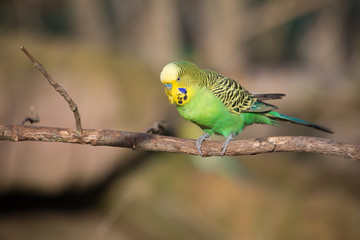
[160,63,192,106]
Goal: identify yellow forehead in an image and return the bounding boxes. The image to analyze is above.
[160,63,179,83]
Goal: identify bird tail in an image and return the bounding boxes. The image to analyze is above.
[253,93,286,100]
[265,111,333,133]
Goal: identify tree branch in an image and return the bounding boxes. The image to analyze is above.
[20,46,82,136]
[1,125,359,160]
[2,47,358,162]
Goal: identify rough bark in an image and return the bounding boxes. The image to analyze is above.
[1,125,359,160]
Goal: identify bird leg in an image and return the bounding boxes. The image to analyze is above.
[196,133,210,156]
[221,133,234,156]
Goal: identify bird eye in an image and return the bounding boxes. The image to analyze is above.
[177,77,181,82]
[165,83,172,89]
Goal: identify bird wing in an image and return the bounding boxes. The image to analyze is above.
[204,70,277,114]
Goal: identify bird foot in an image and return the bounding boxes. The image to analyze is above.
[196,133,210,156]
[221,134,234,156]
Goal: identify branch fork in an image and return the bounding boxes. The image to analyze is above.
[20,46,82,136]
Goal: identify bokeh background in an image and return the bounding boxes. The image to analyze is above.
[1,0,360,239]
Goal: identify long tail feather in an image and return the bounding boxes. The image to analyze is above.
[266,111,333,133]
[253,93,286,100]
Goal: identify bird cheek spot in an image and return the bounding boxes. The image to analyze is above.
[178,88,187,93]
[184,95,187,100]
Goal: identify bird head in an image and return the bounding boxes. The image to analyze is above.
[160,60,200,106]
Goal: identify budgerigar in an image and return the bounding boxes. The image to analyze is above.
[160,60,333,156]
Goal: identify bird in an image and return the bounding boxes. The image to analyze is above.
[160,60,333,156]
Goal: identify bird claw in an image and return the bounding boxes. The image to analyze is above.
[196,133,210,156]
[221,134,234,156]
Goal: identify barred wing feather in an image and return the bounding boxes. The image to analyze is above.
[204,70,278,114]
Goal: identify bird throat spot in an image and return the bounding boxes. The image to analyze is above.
[177,87,188,105]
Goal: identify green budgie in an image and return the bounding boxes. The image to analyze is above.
[160,60,333,156]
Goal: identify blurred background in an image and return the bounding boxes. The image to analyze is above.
[0,0,360,239]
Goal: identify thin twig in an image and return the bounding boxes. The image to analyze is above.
[20,46,82,136]
[21,107,40,125]
[1,125,359,160]
[145,120,167,134]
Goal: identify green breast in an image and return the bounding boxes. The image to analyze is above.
[176,87,245,136]
[176,86,275,137]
